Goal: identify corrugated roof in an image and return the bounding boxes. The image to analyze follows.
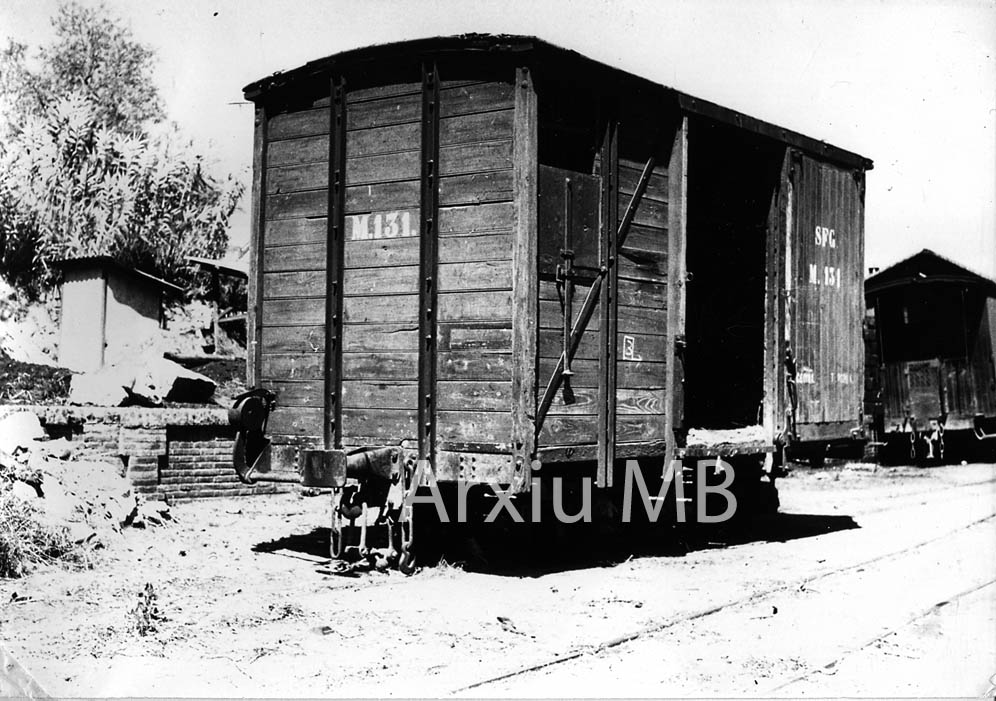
[55,256,183,295]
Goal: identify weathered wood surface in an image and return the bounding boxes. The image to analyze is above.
[341,381,418,410]
[266,81,512,142]
[343,295,419,323]
[538,358,666,389]
[261,380,323,407]
[439,352,512,381]
[441,326,511,352]
[438,261,512,291]
[439,203,513,235]
[343,324,419,352]
[261,353,322,380]
[792,154,865,428]
[664,117,688,458]
[264,218,327,246]
[435,449,515,483]
[546,388,666,415]
[262,297,324,326]
[261,325,326,354]
[341,352,418,380]
[436,411,513,444]
[268,406,323,436]
[539,414,667,445]
[510,65,538,482]
[258,78,522,450]
[263,270,326,298]
[618,157,669,283]
[618,160,668,201]
[248,104,268,388]
[538,329,667,362]
[342,408,418,439]
[438,291,513,322]
[266,113,515,169]
[437,381,513,411]
[267,141,513,193]
[264,234,515,275]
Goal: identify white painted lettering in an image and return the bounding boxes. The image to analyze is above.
[347,210,419,241]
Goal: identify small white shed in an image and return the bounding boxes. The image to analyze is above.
[56,257,182,373]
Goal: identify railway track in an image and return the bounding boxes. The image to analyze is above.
[768,577,996,693]
[451,498,996,695]
[826,473,996,518]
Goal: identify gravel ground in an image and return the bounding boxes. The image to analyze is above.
[1,462,994,697]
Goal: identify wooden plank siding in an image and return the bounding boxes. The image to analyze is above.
[534,154,670,448]
[259,77,518,447]
[258,90,328,442]
[337,85,423,444]
[614,156,669,449]
[434,78,517,449]
[790,155,865,430]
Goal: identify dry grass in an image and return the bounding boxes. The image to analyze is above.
[0,490,94,577]
[0,348,74,405]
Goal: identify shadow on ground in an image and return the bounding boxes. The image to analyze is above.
[251,512,859,578]
[253,527,331,559]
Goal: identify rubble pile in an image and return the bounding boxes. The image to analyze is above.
[0,411,173,578]
[68,356,217,407]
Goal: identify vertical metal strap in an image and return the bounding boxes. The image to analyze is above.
[418,62,441,464]
[325,76,346,449]
[597,116,618,488]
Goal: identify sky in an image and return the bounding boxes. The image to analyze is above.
[2,0,994,277]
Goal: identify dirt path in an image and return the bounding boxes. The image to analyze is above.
[1,463,994,696]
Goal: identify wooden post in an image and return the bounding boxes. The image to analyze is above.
[664,116,688,467]
[98,269,108,369]
[511,64,538,492]
[247,103,267,387]
[762,150,790,444]
[597,115,618,488]
[211,267,220,353]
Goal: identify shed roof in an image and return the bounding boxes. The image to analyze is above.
[244,34,873,171]
[55,256,184,295]
[186,255,249,279]
[865,249,996,299]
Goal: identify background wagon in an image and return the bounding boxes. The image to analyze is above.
[228,35,873,561]
[865,249,996,462]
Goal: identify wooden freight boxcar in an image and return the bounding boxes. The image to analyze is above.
[228,35,872,564]
[865,249,996,462]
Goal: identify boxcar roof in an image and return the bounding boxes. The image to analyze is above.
[244,34,873,171]
[866,248,996,298]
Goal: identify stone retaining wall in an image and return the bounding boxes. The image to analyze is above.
[0,405,293,501]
